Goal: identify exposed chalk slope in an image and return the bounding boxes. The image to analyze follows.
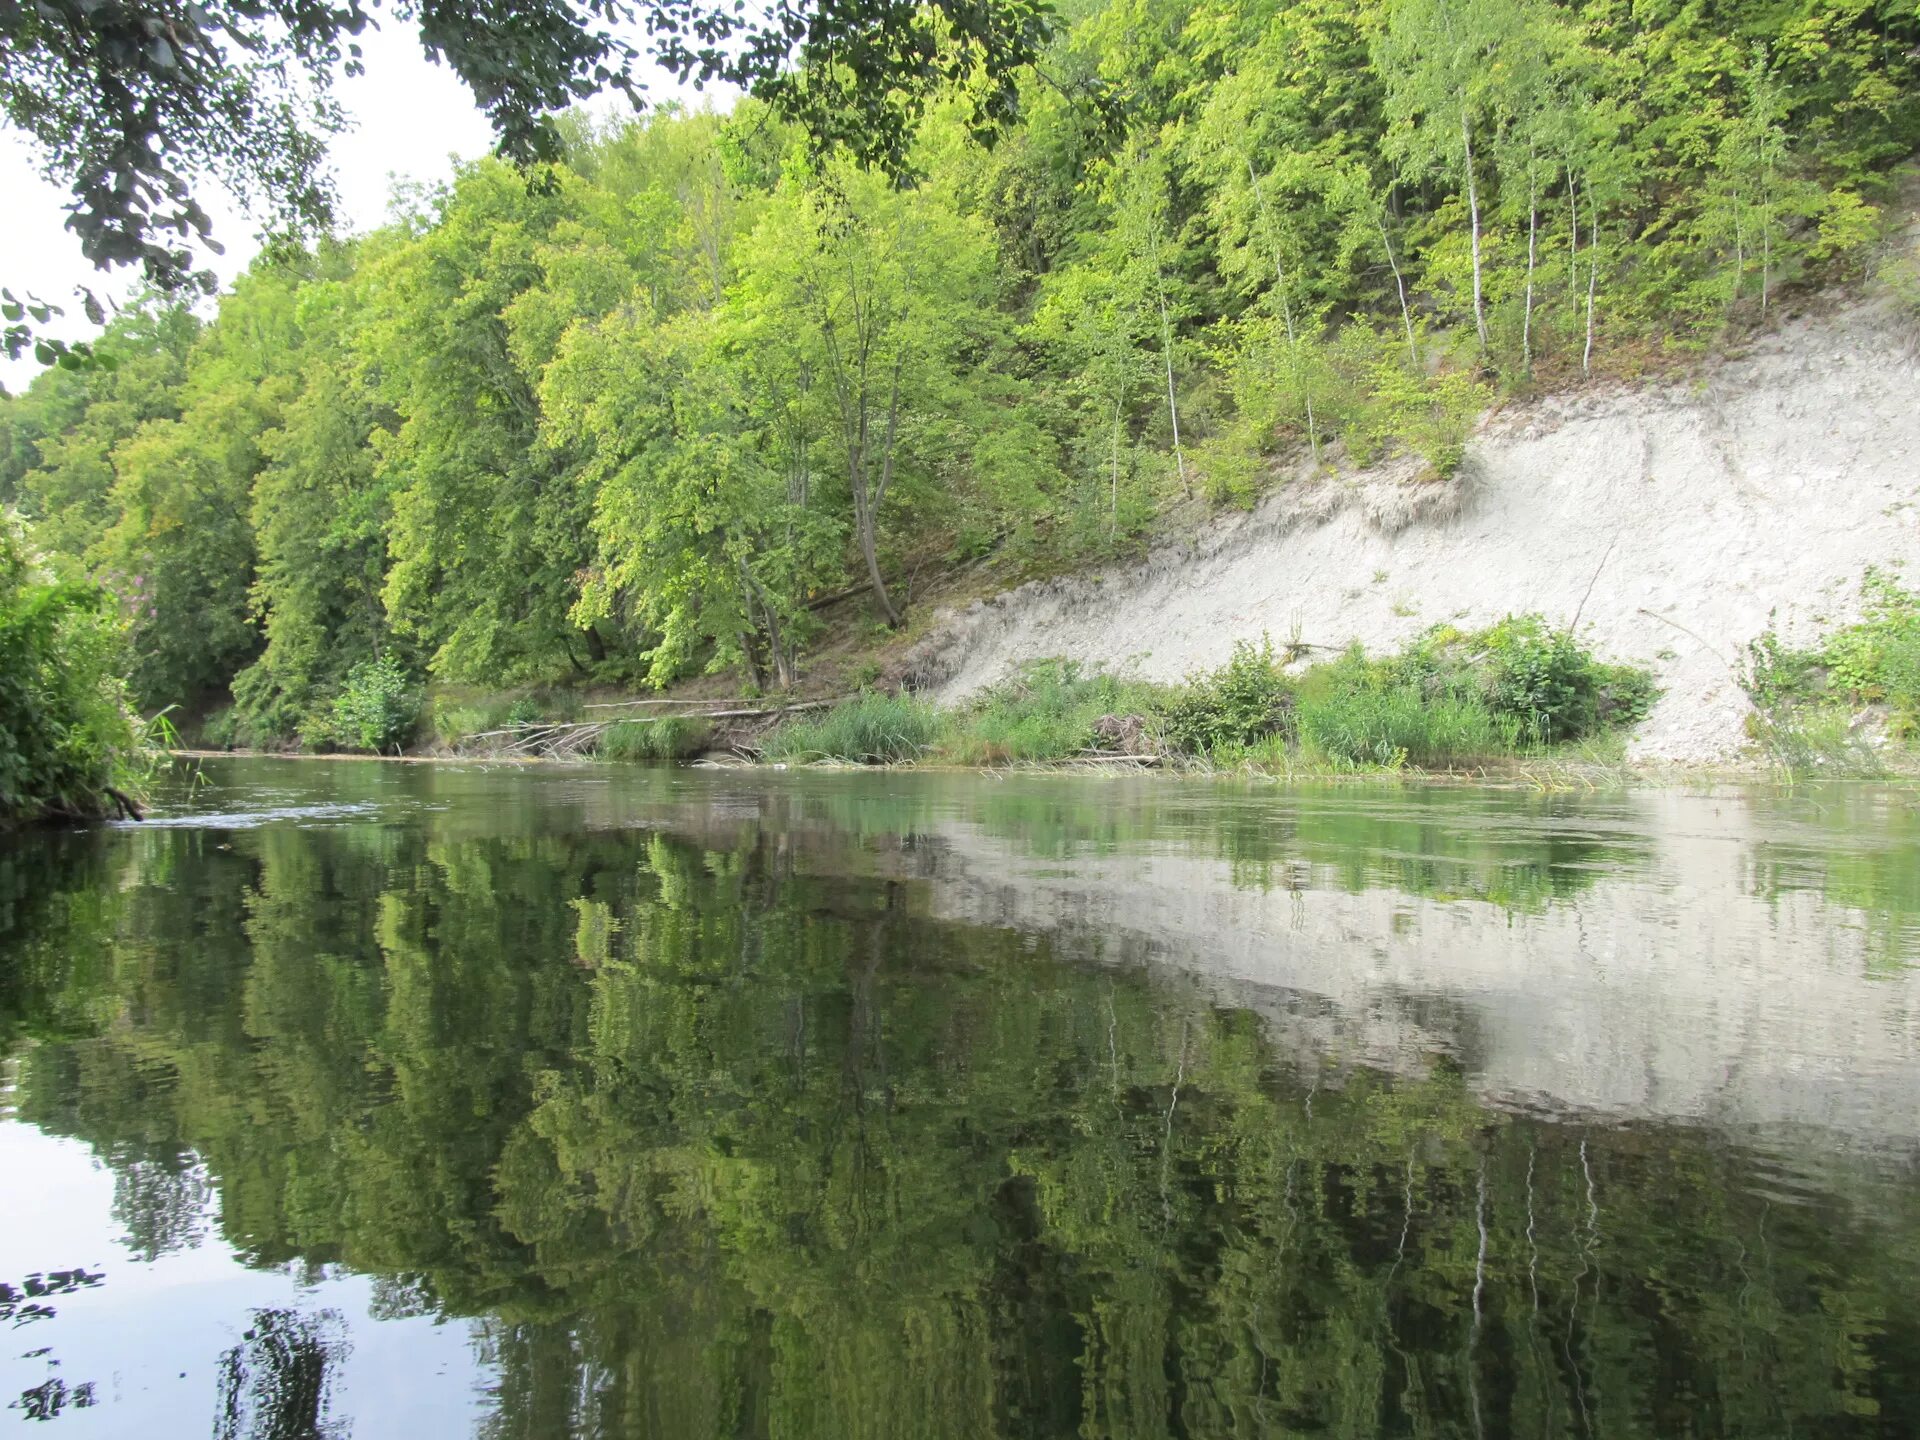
[910,301,1920,762]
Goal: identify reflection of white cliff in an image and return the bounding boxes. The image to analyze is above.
[890,790,1920,1144]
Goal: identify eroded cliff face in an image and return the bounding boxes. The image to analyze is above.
[909,299,1920,762]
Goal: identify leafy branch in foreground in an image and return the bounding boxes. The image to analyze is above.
[0,513,148,823]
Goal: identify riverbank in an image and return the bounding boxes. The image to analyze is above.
[900,297,1920,766]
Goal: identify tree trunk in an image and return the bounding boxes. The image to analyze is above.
[1729,191,1744,309]
[1111,393,1123,538]
[1567,163,1580,299]
[1523,155,1538,376]
[1380,219,1418,368]
[1583,188,1600,377]
[859,359,906,628]
[1156,284,1188,497]
[1461,105,1488,353]
[1759,169,1771,316]
[1246,154,1318,461]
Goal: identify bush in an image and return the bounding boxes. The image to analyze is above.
[1476,615,1655,741]
[1738,571,1920,754]
[601,716,712,761]
[1160,639,1295,756]
[1824,568,1920,736]
[328,655,419,754]
[432,703,492,747]
[761,693,944,764]
[1298,683,1522,768]
[0,514,146,822]
[946,660,1163,764]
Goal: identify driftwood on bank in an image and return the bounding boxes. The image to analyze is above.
[458,697,848,759]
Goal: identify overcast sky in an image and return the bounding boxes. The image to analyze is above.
[1,23,725,392]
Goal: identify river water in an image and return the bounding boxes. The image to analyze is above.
[3,757,1918,1436]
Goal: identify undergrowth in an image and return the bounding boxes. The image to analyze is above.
[601,716,712,761]
[761,693,945,764]
[763,618,1654,773]
[1739,567,1920,775]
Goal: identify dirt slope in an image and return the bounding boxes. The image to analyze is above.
[909,300,1920,762]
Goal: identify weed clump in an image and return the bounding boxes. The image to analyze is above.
[1739,568,1920,771]
[947,660,1163,765]
[601,716,712,761]
[761,693,944,764]
[1161,639,1295,755]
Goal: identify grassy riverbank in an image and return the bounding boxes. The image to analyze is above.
[190,581,1920,786]
[760,617,1657,775]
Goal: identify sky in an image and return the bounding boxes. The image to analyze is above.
[0,21,727,392]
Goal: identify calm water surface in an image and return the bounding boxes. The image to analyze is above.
[4,758,1920,1436]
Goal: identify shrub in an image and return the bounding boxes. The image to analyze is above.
[601,716,712,761]
[946,660,1163,764]
[328,655,419,754]
[1298,683,1521,768]
[761,693,943,764]
[0,514,146,822]
[1477,616,1610,741]
[1824,568,1920,736]
[1738,572,1920,752]
[1160,639,1295,756]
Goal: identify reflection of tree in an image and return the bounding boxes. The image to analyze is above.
[10,1375,98,1421]
[213,1308,350,1440]
[0,1267,103,1328]
[111,1153,212,1260]
[3,1268,105,1423]
[5,786,1920,1437]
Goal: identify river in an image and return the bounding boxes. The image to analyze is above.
[3,757,1918,1435]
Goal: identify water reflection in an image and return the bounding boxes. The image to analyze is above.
[1,759,1918,1437]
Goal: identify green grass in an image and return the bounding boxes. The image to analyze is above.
[601,716,712,761]
[1297,685,1523,769]
[753,618,1655,775]
[760,693,945,764]
[943,661,1167,765]
[428,688,584,749]
[1737,568,1920,776]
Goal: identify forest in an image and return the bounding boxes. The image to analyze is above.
[2,0,1918,773]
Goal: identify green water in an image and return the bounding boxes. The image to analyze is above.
[4,759,1920,1437]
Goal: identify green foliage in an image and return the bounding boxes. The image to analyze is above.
[600,716,713,761]
[0,514,145,821]
[764,621,1650,772]
[1823,569,1920,734]
[4,0,1917,727]
[1297,670,1522,769]
[761,693,945,764]
[944,660,1164,764]
[1475,614,1657,742]
[1741,570,1920,760]
[327,656,419,756]
[1159,638,1295,755]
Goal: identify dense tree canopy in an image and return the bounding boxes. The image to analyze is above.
[2,0,1916,742]
[0,0,1054,354]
